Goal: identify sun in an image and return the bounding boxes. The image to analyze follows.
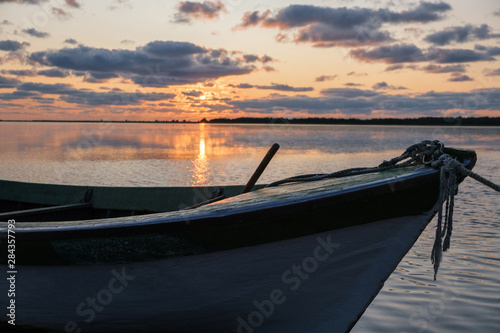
[199,95,206,100]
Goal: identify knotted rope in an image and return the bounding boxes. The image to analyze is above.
[266,140,499,280]
[430,153,499,280]
[266,140,445,187]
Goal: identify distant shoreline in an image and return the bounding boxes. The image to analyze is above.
[1,116,500,126]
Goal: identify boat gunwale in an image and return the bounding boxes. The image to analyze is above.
[2,166,440,237]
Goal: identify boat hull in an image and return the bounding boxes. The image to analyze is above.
[1,211,436,333]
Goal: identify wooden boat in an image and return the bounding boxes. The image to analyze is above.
[0,143,477,332]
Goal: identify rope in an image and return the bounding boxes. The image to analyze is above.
[266,140,500,280]
[266,140,444,187]
[430,153,499,280]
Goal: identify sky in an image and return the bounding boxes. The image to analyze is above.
[0,0,499,121]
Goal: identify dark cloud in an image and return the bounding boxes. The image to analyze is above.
[421,64,467,73]
[315,75,337,82]
[182,90,204,97]
[485,46,500,56]
[36,68,69,78]
[321,87,379,98]
[83,71,119,83]
[448,73,473,82]
[484,68,500,76]
[0,75,21,88]
[424,24,500,46]
[0,90,39,100]
[257,83,313,92]
[228,83,254,89]
[350,44,427,63]
[230,88,500,116]
[427,48,495,63]
[29,41,259,87]
[241,54,274,64]
[0,40,29,51]
[235,2,451,47]
[385,64,405,71]
[22,28,50,38]
[141,40,206,57]
[350,44,496,64]
[1,69,35,76]
[18,82,73,94]
[372,81,407,90]
[174,1,225,23]
[63,38,78,45]
[16,81,176,106]
[1,20,12,25]
[228,82,313,92]
[347,71,368,76]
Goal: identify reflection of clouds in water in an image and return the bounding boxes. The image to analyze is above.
[1,122,499,186]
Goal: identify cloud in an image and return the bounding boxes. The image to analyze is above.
[229,82,313,92]
[174,1,225,23]
[385,64,405,71]
[235,2,451,47]
[421,64,467,73]
[1,69,35,76]
[448,73,473,82]
[182,90,204,97]
[484,68,500,76]
[427,48,495,63]
[321,87,379,98]
[350,44,427,63]
[315,75,337,82]
[22,28,50,38]
[29,41,261,87]
[257,83,313,92]
[350,43,496,64]
[372,81,407,90]
[424,24,500,45]
[37,68,69,78]
[65,0,80,8]
[63,38,78,45]
[0,39,29,51]
[51,7,72,19]
[0,90,39,100]
[15,81,176,106]
[0,75,21,88]
[229,88,500,116]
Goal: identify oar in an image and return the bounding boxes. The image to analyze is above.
[241,143,280,194]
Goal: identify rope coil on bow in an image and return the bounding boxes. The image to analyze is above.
[266,140,499,280]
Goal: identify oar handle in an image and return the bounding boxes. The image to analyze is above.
[241,143,280,194]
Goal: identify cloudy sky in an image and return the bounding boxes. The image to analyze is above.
[0,0,499,121]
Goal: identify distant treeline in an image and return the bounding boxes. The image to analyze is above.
[206,117,500,126]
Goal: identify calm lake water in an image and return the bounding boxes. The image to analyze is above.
[1,122,499,332]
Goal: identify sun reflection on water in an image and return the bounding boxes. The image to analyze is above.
[191,123,210,185]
